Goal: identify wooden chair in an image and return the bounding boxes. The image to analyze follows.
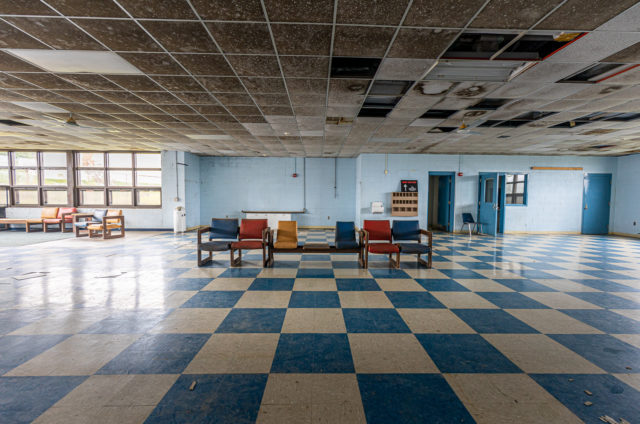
[392,220,433,268]
[87,209,125,239]
[197,218,238,267]
[230,219,270,267]
[73,210,106,237]
[267,221,299,266]
[43,207,77,232]
[361,220,400,269]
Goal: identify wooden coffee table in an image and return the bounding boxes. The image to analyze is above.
[0,219,43,232]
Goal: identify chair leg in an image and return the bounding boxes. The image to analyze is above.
[395,251,400,269]
[428,250,432,269]
[364,249,369,269]
[197,249,212,267]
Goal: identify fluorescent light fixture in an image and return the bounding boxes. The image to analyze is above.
[424,60,531,82]
[4,49,142,74]
[10,102,68,113]
[186,134,232,140]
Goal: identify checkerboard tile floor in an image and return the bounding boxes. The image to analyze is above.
[1,230,640,423]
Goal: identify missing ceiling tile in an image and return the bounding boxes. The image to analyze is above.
[420,109,457,119]
[468,98,510,110]
[559,63,630,83]
[0,119,29,126]
[358,108,392,118]
[443,33,517,60]
[331,57,381,78]
[369,80,413,96]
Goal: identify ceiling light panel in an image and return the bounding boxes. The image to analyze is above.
[4,50,143,74]
[425,61,529,82]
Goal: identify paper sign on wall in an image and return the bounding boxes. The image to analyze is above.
[401,180,418,192]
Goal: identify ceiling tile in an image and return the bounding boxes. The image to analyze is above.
[535,0,639,30]
[0,0,56,15]
[377,58,435,80]
[152,76,203,91]
[46,0,128,17]
[242,77,287,93]
[73,19,162,51]
[602,42,640,63]
[117,0,197,19]
[470,0,562,29]
[0,73,38,89]
[193,105,227,114]
[286,78,327,94]
[0,51,42,72]
[97,91,144,104]
[253,93,290,106]
[227,55,281,77]
[190,0,264,20]
[10,73,79,89]
[333,26,395,57]
[271,24,332,55]
[106,75,162,91]
[215,92,255,105]
[173,92,219,104]
[54,90,109,103]
[142,21,219,53]
[280,56,329,78]
[12,89,72,102]
[227,105,261,115]
[5,17,104,50]
[404,0,485,27]
[124,103,163,114]
[206,22,274,54]
[262,105,294,115]
[0,21,49,49]
[336,0,409,25]
[57,74,123,90]
[388,29,458,59]
[174,54,234,75]
[198,76,246,92]
[133,91,181,104]
[117,53,187,74]
[264,0,333,23]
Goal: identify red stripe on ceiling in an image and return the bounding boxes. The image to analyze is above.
[595,63,640,83]
[542,32,588,61]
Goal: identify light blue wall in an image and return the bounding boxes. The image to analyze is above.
[199,157,356,226]
[613,154,640,236]
[184,152,201,228]
[357,154,618,233]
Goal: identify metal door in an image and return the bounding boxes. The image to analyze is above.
[478,172,499,235]
[582,174,612,235]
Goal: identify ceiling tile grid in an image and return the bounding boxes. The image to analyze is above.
[0,0,639,156]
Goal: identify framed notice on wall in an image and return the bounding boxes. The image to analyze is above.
[401,180,418,192]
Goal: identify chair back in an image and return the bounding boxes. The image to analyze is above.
[276,221,298,244]
[462,213,475,224]
[58,207,77,219]
[239,219,268,240]
[210,218,238,241]
[392,220,420,241]
[41,207,59,219]
[92,209,107,222]
[363,220,392,242]
[106,209,122,224]
[335,221,356,244]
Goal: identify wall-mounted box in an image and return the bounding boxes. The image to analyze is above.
[391,192,418,217]
[371,201,384,214]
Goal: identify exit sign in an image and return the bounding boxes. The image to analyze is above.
[401,180,418,192]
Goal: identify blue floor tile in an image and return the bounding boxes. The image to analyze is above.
[332,261,362,269]
[98,333,209,375]
[439,269,486,279]
[477,292,550,309]
[416,334,522,373]
[248,278,295,291]
[453,309,539,333]
[0,376,87,424]
[511,269,558,279]
[492,278,557,292]
[368,269,410,279]
[549,334,640,373]
[181,291,243,308]
[457,261,496,270]
[568,292,640,309]
[385,292,446,308]
[570,279,639,292]
[81,310,168,334]
[270,333,354,373]
[218,268,262,278]
[414,278,470,292]
[357,374,475,424]
[335,278,380,291]
[216,309,286,333]
[164,278,212,291]
[0,310,52,335]
[0,335,70,374]
[289,291,340,308]
[560,309,640,334]
[531,374,640,424]
[145,374,268,424]
[580,270,634,280]
[343,309,410,333]
[301,254,331,261]
[296,268,335,278]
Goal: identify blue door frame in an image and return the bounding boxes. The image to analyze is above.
[582,173,612,235]
[429,172,455,232]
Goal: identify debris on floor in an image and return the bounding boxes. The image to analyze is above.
[189,381,197,391]
[584,390,593,396]
[94,271,128,279]
[13,271,49,280]
[584,401,593,406]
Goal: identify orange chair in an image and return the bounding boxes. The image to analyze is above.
[43,207,77,232]
[86,209,125,239]
[267,221,300,266]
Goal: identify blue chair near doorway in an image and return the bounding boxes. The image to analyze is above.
[392,220,433,268]
[461,213,482,236]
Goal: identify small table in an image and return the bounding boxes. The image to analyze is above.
[242,210,305,229]
[0,219,43,232]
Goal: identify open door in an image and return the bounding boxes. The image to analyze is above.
[478,172,499,235]
[437,176,452,231]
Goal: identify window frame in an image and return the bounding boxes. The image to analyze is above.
[504,173,528,206]
[0,150,161,208]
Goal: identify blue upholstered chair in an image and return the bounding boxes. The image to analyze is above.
[461,213,481,236]
[392,220,433,268]
[334,221,364,266]
[73,209,107,237]
[197,218,239,266]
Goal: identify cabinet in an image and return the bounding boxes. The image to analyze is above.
[391,192,418,217]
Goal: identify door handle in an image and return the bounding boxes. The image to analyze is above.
[584,204,588,210]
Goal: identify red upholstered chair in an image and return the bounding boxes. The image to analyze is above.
[231,219,270,267]
[361,220,400,269]
[43,207,77,232]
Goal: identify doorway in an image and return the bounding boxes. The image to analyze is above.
[428,172,455,232]
[582,173,612,235]
[478,172,506,236]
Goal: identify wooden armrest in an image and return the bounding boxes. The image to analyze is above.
[72,213,93,223]
[419,229,433,246]
[359,229,369,245]
[60,213,74,221]
[197,226,211,245]
[268,228,274,244]
[102,215,124,225]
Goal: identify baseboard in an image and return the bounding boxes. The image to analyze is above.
[503,231,581,235]
[128,228,173,231]
[300,225,333,230]
[611,232,640,239]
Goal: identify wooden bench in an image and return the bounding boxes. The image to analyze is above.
[0,218,43,232]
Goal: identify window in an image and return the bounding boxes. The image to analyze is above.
[506,174,527,205]
[75,152,161,207]
[484,178,494,203]
[0,150,161,208]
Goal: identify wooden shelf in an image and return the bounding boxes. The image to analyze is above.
[391,192,418,217]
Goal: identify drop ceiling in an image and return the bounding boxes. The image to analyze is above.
[1,0,640,157]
